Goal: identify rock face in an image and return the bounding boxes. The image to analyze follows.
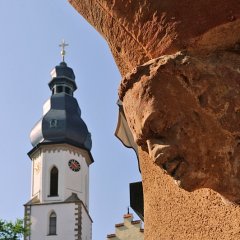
[140,147,240,240]
[69,0,240,75]
[119,51,240,203]
[69,0,240,239]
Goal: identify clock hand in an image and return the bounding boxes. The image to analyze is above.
[72,162,78,168]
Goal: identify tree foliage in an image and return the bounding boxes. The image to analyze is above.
[0,219,29,240]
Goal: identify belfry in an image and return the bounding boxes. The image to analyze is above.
[24,41,93,240]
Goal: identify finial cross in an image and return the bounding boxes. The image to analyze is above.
[59,39,69,62]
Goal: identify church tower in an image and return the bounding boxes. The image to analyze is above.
[24,42,93,240]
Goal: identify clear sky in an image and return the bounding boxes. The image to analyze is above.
[0,1,141,239]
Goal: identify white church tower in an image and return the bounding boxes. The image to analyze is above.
[24,42,93,240]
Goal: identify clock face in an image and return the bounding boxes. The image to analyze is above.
[68,159,81,172]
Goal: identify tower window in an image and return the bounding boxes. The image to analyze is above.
[49,212,57,235]
[65,87,71,95]
[56,86,63,93]
[49,119,58,128]
[50,167,58,196]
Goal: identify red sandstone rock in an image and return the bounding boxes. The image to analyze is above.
[119,51,240,203]
[140,147,240,240]
[68,0,240,239]
[69,0,240,75]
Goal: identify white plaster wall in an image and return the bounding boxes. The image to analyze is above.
[115,224,144,240]
[84,173,89,209]
[39,147,89,203]
[30,203,75,240]
[115,218,144,240]
[31,154,42,201]
[81,205,92,240]
[41,149,67,202]
[64,150,89,205]
[28,145,92,240]
[107,215,144,240]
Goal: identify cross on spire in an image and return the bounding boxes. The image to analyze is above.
[59,39,69,62]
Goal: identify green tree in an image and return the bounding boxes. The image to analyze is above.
[0,219,29,240]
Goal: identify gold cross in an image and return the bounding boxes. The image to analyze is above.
[59,39,69,62]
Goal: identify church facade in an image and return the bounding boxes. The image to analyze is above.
[24,48,93,240]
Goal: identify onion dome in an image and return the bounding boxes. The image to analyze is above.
[30,61,92,151]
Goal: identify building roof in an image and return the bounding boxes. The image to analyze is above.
[106,213,144,240]
[30,61,92,151]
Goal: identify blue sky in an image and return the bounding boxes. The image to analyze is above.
[0,1,141,239]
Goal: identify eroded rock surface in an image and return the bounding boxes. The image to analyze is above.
[69,0,240,75]
[119,51,240,203]
[140,147,240,240]
[69,0,240,238]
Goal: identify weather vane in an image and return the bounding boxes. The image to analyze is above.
[59,39,69,62]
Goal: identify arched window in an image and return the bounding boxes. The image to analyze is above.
[49,212,57,235]
[50,167,58,196]
[56,86,63,93]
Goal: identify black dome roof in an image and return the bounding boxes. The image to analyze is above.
[30,62,92,151]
